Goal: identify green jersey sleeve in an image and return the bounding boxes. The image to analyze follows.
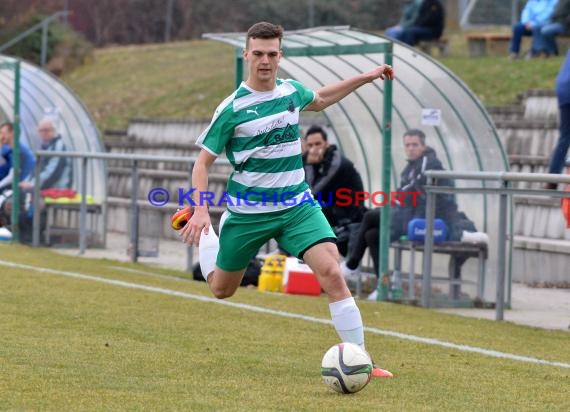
[286,79,316,111]
[196,102,235,156]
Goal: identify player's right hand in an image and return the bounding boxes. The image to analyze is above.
[180,205,210,246]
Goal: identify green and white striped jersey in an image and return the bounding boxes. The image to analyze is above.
[196,79,316,214]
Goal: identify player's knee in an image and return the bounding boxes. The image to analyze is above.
[318,260,342,281]
[210,284,236,299]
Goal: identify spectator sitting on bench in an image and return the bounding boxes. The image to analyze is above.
[509,0,559,59]
[303,125,366,258]
[385,0,445,47]
[19,117,73,192]
[340,129,469,299]
[0,122,36,234]
[0,122,36,194]
[12,117,73,243]
[540,0,570,56]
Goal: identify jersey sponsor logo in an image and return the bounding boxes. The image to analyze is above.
[263,123,297,146]
[288,99,295,113]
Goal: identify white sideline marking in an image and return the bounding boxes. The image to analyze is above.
[2,260,569,370]
[107,265,191,283]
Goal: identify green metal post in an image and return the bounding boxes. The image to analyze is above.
[11,61,21,242]
[41,20,49,67]
[377,47,394,301]
[235,49,243,89]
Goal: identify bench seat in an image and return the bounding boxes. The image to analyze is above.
[417,38,449,57]
[467,32,570,57]
[390,240,488,302]
[44,202,104,247]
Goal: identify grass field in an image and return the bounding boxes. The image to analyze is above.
[1,243,569,411]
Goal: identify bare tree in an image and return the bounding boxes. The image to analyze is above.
[2,0,405,46]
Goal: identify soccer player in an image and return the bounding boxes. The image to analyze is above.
[181,21,394,378]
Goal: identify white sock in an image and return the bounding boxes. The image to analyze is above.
[329,297,365,350]
[199,225,219,281]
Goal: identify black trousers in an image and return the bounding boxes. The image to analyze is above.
[345,207,412,277]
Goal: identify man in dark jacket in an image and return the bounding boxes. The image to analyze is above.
[385,0,445,46]
[342,129,457,278]
[303,125,366,256]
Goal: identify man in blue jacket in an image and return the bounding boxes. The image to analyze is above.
[546,48,570,189]
[510,0,559,59]
[0,122,36,192]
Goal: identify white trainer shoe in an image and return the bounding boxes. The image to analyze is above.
[340,260,359,280]
[367,289,378,301]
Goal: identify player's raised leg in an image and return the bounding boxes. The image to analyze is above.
[197,211,249,299]
[197,209,277,299]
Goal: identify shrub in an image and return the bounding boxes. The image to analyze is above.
[0,16,93,76]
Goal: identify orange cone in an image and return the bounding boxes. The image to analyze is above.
[562,188,570,229]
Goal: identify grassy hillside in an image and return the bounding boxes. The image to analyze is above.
[63,40,235,130]
[62,37,565,131]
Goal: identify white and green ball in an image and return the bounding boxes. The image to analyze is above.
[321,342,373,394]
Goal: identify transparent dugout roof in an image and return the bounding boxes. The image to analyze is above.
[0,55,105,203]
[205,27,509,300]
[205,26,509,235]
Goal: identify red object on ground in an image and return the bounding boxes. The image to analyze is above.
[283,271,322,296]
[40,188,77,198]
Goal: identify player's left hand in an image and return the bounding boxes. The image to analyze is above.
[377,64,394,80]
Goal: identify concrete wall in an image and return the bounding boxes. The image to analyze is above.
[490,91,570,284]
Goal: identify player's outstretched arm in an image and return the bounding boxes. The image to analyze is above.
[181,149,216,246]
[305,64,394,112]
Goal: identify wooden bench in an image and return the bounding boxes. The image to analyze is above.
[466,33,511,57]
[44,202,104,247]
[467,32,570,57]
[391,240,488,302]
[418,38,449,57]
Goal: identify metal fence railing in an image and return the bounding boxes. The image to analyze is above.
[27,152,570,318]
[30,150,231,271]
[423,170,570,321]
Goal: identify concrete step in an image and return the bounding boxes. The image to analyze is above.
[513,196,570,240]
[512,235,570,283]
[514,90,558,122]
[106,167,229,202]
[127,118,210,145]
[487,106,525,123]
[497,126,559,158]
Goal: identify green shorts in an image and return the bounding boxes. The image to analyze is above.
[216,202,336,271]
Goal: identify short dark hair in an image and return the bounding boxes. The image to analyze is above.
[246,22,283,48]
[403,128,426,145]
[304,125,328,141]
[0,122,13,132]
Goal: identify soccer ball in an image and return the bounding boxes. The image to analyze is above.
[321,342,373,394]
[171,206,193,230]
